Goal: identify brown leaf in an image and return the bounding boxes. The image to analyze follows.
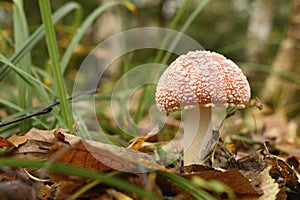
[287,156,300,174]
[187,168,260,195]
[211,138,239,169]
[127,135,149,151]
[274,143,300,157]
[262,113,297,144]
[7,128,167,174]
[258,166,280,200]
[0,181,36,200]
[56,181,89,200]
[105,188,133,200]
[0,136,13,147]
[49,139,166,175]
[158,165,260,198]
[7,134,27,147]
[8,128,69,160]
[265,155,300,195]
[238,150,268,172]
[238,150,300,199]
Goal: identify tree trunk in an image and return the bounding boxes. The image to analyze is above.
[261,0,300,115]
[245,0,275,64]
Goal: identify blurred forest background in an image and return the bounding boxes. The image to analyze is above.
[0,0,299,143]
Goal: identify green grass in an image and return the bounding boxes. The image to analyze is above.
[134,0,211,124]
[13,0,32,133]
[0,2,82,80]
[0,0,134,135]
[39,0,74,131]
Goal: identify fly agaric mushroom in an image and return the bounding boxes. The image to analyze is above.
[155,50,250,166]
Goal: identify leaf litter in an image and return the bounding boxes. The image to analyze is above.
[1,105,300,199]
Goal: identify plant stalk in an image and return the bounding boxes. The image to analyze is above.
[39,0,73,131]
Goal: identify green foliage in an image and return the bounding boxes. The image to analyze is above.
[157,170,217,200]
[13,0,32,132]
[39,0,74,131]
[0,1,133,135]
[192,176,235,199]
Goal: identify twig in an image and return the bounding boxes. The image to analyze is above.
[0,89,97,128]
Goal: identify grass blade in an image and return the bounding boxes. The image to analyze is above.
[157,170,217,200]
[0,54,55,97]
[134,0,211,124]
[13,0,32,132]
[0,2,81,80]
[39,0,73,131]
[0,98,49,133]
[161,0,210,64]
[0,158,161,200]
[61,0,135,73]
[134,0,191,124]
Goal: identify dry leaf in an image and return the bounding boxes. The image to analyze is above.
[0,181,36,200]
[238,150,300,199]
[186,168,260,196]
[106,188,133,200]
[158,165,260,198]
[238,150,267,172]
[7,128,71,160]
[127,135,149,151]
[211,139,239,169]
[49,139,166,175]
[262,113,297,144]
[258,166,280,200]
[265,155,300,197]
[287,156,300,174]
[0,136,13,147]
[56,181,88,200]
[6,128,167,174]
[7,134,27,147]
[274,143,300,157]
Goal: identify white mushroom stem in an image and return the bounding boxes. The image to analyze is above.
[184,106,221,166]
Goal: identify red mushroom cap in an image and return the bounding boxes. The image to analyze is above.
[155,50,251,113]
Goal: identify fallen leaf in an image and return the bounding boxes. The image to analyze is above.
[127,135,149,151]
[0,136,13,147]
[49,139,166,175]
[56,181,88,200]
[211,138,239,169]
[8,128,69,160]
[258,166,280,200]
[262,113,297,144]
[238,150,267,172]
[157,165,260,198]
[274,143,300,157]
[6,128,168,174]
[238,150,300,199]
[186,168,260,195]
[265,155,300,197]
[0,181,36,200]
[106,188,133,200]
[7,134,27,147]
[287,156,300,174]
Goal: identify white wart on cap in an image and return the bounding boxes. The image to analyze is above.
[155,50,251,113]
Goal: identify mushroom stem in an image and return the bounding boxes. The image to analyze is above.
[184,106,215,165]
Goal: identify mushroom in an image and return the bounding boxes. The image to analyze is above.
[155,50,250,166]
